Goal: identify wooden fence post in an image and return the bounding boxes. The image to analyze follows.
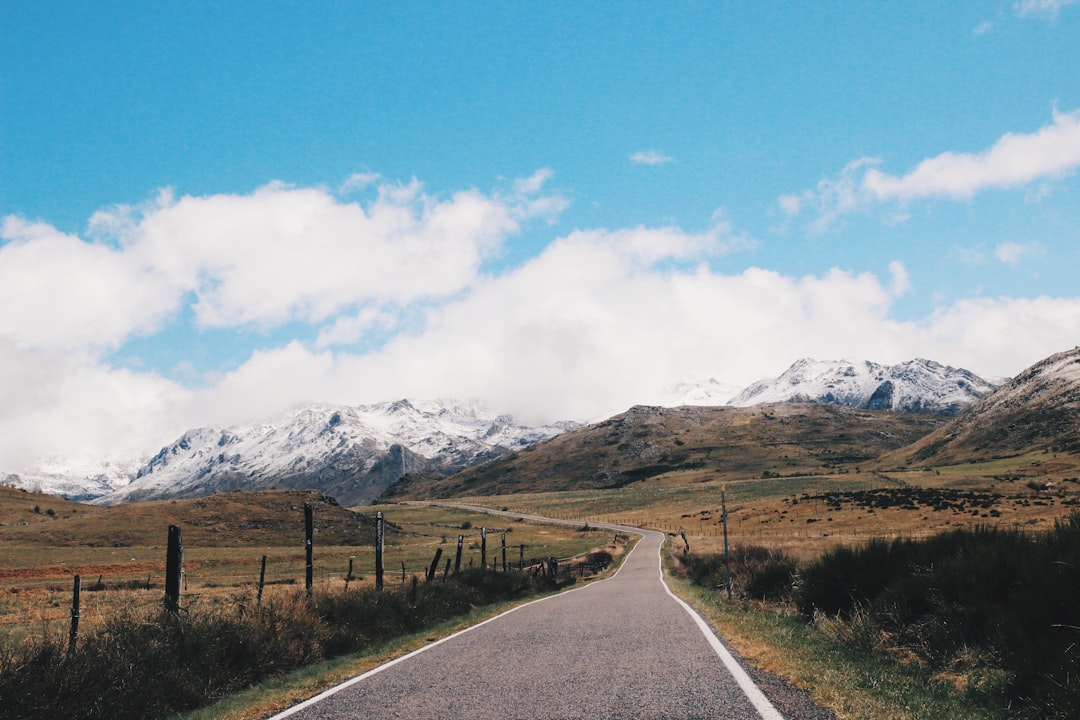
[68,575,81,658]
[375,510,385,590]
[257,554,267,607]
[481,527,487,569]
[304,504,314,599]
[454,534,464,574]
[345,556,355,590]
[501,532,507,572]
[519,544,525,571]
[427,547,443,582]
[164,524,183,613]
[443,557,451,580]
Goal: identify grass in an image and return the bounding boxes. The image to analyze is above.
[0,495,608,646]
[0,569,574,720]
[665,554,1009,720]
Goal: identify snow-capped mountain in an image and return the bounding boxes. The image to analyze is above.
[885,347,1080,466]
[93,399,577,506]
[727,358,999,416]
[2,457,144,502]
[656,378,742,407]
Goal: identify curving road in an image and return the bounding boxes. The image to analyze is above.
[266,517,832,720]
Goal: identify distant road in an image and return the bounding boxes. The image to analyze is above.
[266,510,832,720]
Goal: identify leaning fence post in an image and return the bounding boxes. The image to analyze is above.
[164,524,183,613]
[68,575,81,658]
[375,511,385,591]
[257,554,267,607]
[427,547,443,582]
[304,504,314,599]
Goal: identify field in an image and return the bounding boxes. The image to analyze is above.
[452,454,1080,561]
[0,488,614,647]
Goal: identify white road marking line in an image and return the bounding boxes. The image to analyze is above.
[264,526,646,719]
[653,531,786,720]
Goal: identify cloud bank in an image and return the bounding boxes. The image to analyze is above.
[2,169,1080,473]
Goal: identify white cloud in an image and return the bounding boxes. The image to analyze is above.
[888,260,911,297]
[338,172,382,194]
[0,340,191,471]
[862,108,1080,201]
[315,307,398,348]
[973,20,995,35]
[187,235,1080,431]
[0,217,180,351]
[7,172,564,345]
[784,108,1080,229]
[994,240,1041,265]
[1015,0,1075,17]
[630,150,674,166]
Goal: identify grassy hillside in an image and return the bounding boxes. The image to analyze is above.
[383,403,943,501]
[0,487,372,548]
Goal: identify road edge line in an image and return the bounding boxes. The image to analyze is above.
[264,519,647,720]
[654,534,786,720]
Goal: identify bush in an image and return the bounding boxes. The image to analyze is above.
[680,545,797,603]
[795,515,1080,719]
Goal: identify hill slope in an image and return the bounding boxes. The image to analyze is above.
[883,347,1080,468]
[382,403,943,500]
[0,486,373,547]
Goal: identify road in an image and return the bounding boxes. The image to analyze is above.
[266,517,833,720]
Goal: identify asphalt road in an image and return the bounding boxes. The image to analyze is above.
[266,519,833,720]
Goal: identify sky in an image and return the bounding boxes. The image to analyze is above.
[2,1,1080,473]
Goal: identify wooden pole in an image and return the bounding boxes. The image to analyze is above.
[481,527,487,569]
[722,485,732,601]
[501,532,507,572]
[164,524,183,613]
[68,575,81,658]
[427,547,443,582]
[519,544,525,571]
[304,504,314,599]
[375,511,385,591]
[255,557,266,604]
[454,534,464,574]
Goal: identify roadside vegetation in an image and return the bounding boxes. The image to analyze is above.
[0,569,570,720]
[0,493,620,720]
[674,513,1080,719]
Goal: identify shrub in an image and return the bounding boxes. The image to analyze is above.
[795,515,1080,719]
[680,545,797,603]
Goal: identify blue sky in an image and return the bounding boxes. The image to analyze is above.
[2,1,1080,470]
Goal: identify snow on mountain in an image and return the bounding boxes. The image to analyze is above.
[95,399,578,506]
[2,456,143,502]
[656,378,742,407]
[728,358,999,416]
[884,347,1080,466]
